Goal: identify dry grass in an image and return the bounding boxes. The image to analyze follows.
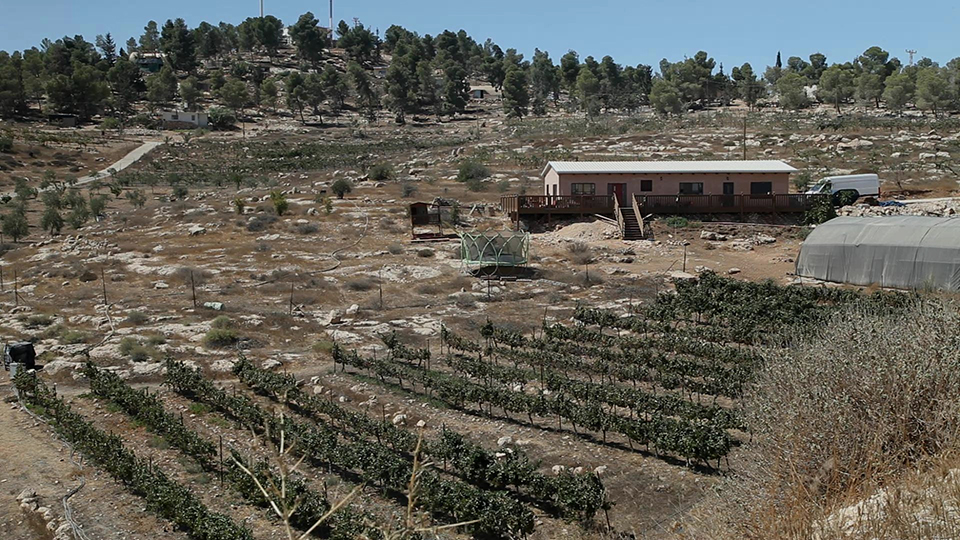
[693,299,960,539]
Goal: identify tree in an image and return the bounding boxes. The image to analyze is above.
[285,72,307,123]
[244,16,284,60]
[2,209,28,242]
[290,12,327,69]
[219,79,249,112]
[649,79,682,115]
[576,67,601,116]
[269,191,288,215]
[125,37,138,54]
[46,64,110,119]
[320,65,348,113]
[125,189,146,208]
[415,61,438,111]
[776,72,809,110]
[140,21,161,52]
[180,76,201,110]
[530,48,559,108]
[260,78,278,112]
[96,33,118,65]
[302,72,325,121]
[915,67,954,117]
[348,62,378,121]
[208,107,236,129]
[502,68,529,119]
[337,21,378,65]
[856,72,884,107]
[440,62,469,116]
[331,179,353,199]
[882,72,914,114]
[817,65,855,114]
[41,205,64,236]
[382,61,413,123]
[146,66,177,105]
[160,19,197,73]
[107,57,142,115]
[733,63,764,109]
[560,51,580,92]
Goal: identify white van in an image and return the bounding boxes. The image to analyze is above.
[806,174,881,201]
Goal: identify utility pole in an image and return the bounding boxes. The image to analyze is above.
[329,0,334,38]
[906,49,917,66]
[260,0,264,17]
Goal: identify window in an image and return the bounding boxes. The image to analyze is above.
[191,114,195,121]
[171,113,179,120]
[552,184,558,196]
[571,183,596,195]
[640,179,653,192]
[750,182,773,195]
[723,182,734,195]
[678,182,703,195]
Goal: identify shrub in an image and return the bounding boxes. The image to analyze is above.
[465,178,485,192]
[312,340,335,356]
[210,315,233,329]
[0,135,13,153]
[203,328,238,347]
[345,277,374,291]
[60,330,89,344]
[269,190,288,215]
[804,196,837,225]
[295,222,319,234]
[665,216,689,228]
[457,160,490,182]
[208,107,236,130]
[124,311,150,326]
[566,241,594,265]
[246,215,277,232]
[145,335,166,346]
[401,182,417,198]
[417,248,435,258]
[100,117,120,131]
[713,300,960,538]
[25,314,54,329]
[171,186,188,201]
[331,179,353,199]
[387,243,404,255]
[368,163,395,181]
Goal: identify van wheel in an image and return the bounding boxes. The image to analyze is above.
[833,190,860,207]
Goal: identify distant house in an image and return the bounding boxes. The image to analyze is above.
[130,51,164,73]
[469,85,500,100]
[541,160,797,201]
[370,66,388,78]
[161,111,209,129]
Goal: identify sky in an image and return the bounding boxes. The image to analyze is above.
[3,0,959,71]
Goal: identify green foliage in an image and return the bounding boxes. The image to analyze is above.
[804,195,837,225]
[203,327,238,347]
[289,12,327,68]
[211,315,233,329]
[665,216,689,228]
[368,163,395,181]
[146,66,177,104]
[502,68,529,119]
[649,79,682,115]
[576,67,601,116]
[457,160,490,182]
[125,189,146,208]
[207,107,236,130]
[13,369,251,540]
[179,76,202,110]
[40,205,63,235]
[0,135,12,153]
[218,79,249,111]
[776,72,809,110]
[882,72,915,113]
[269,190,288,215]
[915,67,955,117]
[2,208,28,241]
[331,178,353,199]
[817,65,855,113]
[171,186,188,200]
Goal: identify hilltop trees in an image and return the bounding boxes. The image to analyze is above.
[882,71,915,114]
[502,67,529,118]
[649,79,682,115]
[776,72,809,110]
[915,67,954,117]
[817,65,855,113]
[290,12,327,69]
[160,18,197,72]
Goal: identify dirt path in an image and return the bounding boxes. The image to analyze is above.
[0,382,183,540]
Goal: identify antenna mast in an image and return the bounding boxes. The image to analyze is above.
[260,0,264,17]
[329,0,334,38]
[906,49,917,66]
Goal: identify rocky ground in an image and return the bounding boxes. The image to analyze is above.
[0,102,958,538]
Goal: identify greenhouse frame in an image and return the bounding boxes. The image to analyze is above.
[459,231,530,268]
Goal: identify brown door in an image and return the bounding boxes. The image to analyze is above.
[608,183,626,203]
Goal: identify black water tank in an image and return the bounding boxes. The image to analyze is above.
[7,342,36,370]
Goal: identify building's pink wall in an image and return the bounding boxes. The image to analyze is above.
[545,172,791,199]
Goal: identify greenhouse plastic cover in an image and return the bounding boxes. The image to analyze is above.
[796,216,960,291]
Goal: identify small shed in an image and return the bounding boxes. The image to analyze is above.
[409,202,435,226]
[796,216,960,291]
[48,113,78,128]
[469,85,500,100]
[161,111,209,129]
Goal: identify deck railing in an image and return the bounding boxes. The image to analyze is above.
[634,193,826,214]
[500,195,615,214]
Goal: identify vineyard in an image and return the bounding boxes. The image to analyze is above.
[9,272,914,539]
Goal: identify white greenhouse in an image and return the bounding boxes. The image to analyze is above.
[796,216,960,291]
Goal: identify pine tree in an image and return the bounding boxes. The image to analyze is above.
[502,68,529,119]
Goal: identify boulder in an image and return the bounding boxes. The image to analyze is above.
[727,267,742,275]
[699,230,728,241]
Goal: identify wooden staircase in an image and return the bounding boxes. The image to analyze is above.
[619,207,644,240]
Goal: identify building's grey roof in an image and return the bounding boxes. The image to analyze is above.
[541,160,797,176]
